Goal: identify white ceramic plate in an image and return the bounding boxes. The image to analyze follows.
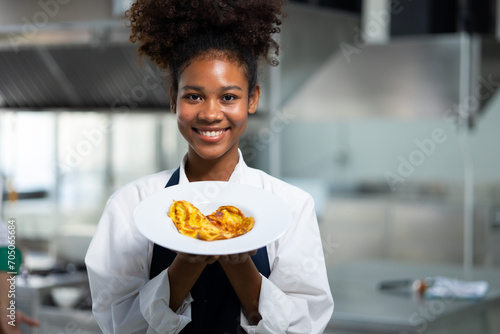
[134,182,292,255]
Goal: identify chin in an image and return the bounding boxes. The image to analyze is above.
[191,145,236,161]
[193,148,226,160]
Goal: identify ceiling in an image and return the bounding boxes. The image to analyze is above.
[0,43,169,110]
[0,3,358,111]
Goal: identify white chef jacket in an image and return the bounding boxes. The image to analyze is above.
[85,151,334,334]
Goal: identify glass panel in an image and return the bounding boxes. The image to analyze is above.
[0,112,55,194]
[57,112,107,212]
[111,113,158,187]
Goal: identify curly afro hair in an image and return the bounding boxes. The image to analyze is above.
[125,0,286,94]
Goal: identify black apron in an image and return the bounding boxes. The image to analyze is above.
[149,168,271,333]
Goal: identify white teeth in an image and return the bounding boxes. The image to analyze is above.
[198,130,224,137]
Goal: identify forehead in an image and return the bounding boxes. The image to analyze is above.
[179,56,248,89]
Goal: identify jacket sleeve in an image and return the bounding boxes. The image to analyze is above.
[241,194,334,334]
[85,197,193,334]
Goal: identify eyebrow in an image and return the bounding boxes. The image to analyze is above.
[181,85,243,92]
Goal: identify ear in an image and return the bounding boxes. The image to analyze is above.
[169,86,177,114]
[248,84,261,115]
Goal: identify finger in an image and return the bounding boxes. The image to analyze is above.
[176,252,192,262]
[177,252,207,263]
[175,251,190,259]
[206,255,219,264]
[180,254,203,263]
[198,255,218,263]
[249,249,258,256]
[229,253,247,264]
[220,254,238,264]
[218,255,236,264]
[18,312,40,327]
[228,254,240,263]
[22,317,41,327]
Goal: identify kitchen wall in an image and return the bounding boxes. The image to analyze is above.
[1,1,499,269]
[281,90,500,186]
[280,89,500,267]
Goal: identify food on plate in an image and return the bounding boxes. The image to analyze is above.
[168,200,254,241]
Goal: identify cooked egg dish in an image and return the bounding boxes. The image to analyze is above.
[168,200,255,241]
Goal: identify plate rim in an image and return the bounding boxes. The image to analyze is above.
[133,181,292,255]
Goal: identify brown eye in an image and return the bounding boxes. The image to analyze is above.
[222,95,236,102]
[185,94,201,101]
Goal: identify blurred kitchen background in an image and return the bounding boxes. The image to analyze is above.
[1,0,500,333]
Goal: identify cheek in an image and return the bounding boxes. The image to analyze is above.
[177,114,188,126]
[176,114,193,139]
[176,109,195,127]
[230,108,249,127]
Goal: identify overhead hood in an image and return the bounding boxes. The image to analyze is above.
[0,2,359,111]
[0,0,168,110]
[4,1,498,119]
[285,34,500,121]
[285,0,500,121]
[0,42,169,110]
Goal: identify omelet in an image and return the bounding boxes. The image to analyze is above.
[168,200,255,241]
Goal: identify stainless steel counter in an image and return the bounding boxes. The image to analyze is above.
[16,272,100,334]
[14,262,500,334]
[326,261,500,334]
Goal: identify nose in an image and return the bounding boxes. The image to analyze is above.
[198,99,223,122]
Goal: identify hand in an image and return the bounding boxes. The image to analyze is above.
[0,310,40,334]
[218,250,257,265]
[174,252,220,265]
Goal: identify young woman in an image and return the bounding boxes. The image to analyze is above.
[85,1,334,333]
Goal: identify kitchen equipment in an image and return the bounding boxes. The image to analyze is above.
[53,224,96,264]
[50,287,83,309]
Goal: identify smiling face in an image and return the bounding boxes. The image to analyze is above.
[172,56,260,169]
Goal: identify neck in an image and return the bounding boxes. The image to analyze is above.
[185,148,239,182]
